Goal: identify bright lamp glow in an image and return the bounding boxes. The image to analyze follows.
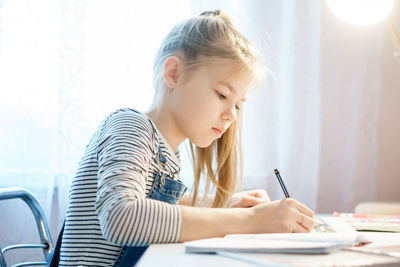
[326,0,394,25]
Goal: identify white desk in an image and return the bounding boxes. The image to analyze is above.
[137,232,400,267]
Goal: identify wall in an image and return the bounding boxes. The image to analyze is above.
[318,1,400,212]
[376,3,400,201]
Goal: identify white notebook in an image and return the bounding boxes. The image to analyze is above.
[185,237,353,254]
[184,216,369,254]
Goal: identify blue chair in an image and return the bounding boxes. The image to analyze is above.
[0,187,53,267]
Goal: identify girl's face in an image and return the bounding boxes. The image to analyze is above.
[169,58,253,148]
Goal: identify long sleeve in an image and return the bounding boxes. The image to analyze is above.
[95,112,182,246]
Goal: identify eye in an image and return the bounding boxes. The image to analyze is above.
[235,105,241,111]
[216,91,226,100]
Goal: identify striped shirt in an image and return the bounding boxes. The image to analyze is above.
[60,108,182,266]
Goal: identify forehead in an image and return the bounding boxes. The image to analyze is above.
[193,58,254,90]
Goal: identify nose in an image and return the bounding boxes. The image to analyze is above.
[221,105,237,122]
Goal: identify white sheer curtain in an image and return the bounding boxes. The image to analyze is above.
[0,0,189,264]
[239,1,321,210]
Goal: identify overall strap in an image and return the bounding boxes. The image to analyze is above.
[47,220,65,267]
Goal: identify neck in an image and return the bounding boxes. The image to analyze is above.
[146,104,185,152]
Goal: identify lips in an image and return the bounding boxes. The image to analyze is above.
[212,127,224,137]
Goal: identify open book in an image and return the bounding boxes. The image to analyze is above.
[184,216,370,254]
[333,212,400,232]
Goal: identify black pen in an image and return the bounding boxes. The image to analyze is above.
[274,169,290,198]
[273,168,335,232]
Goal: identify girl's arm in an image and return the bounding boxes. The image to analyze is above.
[179,189,270,208]
[178,192,215,207]
[178,198,316,242]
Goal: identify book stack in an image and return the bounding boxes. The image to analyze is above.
[332,212,400,232]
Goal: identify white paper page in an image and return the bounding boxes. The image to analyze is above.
[225,217,370,244]
[225,232,358,244]
[185,237,348,253]
[318,216,357,233]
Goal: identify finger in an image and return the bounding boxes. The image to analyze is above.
[263,192,271,202]
[241,195,264,207]
[297,214,316,232]
[256,190,270,201]
[293,200,315,218]
[248,189,269,201]
[292,222,309,233]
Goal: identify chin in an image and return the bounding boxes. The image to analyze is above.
[190,138,214,148]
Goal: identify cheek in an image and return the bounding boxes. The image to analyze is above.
[178,95,201,120]
[178,91,211,123]
[170,94,203,134]
[171,84,220,137]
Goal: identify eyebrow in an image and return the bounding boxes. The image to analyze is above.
[217,81,247,102]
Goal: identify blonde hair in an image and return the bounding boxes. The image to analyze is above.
[152,10,267,208]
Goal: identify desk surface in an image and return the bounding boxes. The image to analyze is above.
[137,232,400,267]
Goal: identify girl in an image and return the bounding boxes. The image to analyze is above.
[56,10,316,266]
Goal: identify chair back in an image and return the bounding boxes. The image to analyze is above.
[0,187,53,267]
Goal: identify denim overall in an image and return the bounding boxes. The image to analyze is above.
[113,148,187,267]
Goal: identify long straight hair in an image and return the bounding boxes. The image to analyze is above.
[152,10,266,207]
[189,118,243,208]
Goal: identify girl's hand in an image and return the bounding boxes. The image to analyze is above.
[231,189,271,208]
[249,198,316,233]
[178,196,316,242]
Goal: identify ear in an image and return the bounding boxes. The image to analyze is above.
[163,56,182,89]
